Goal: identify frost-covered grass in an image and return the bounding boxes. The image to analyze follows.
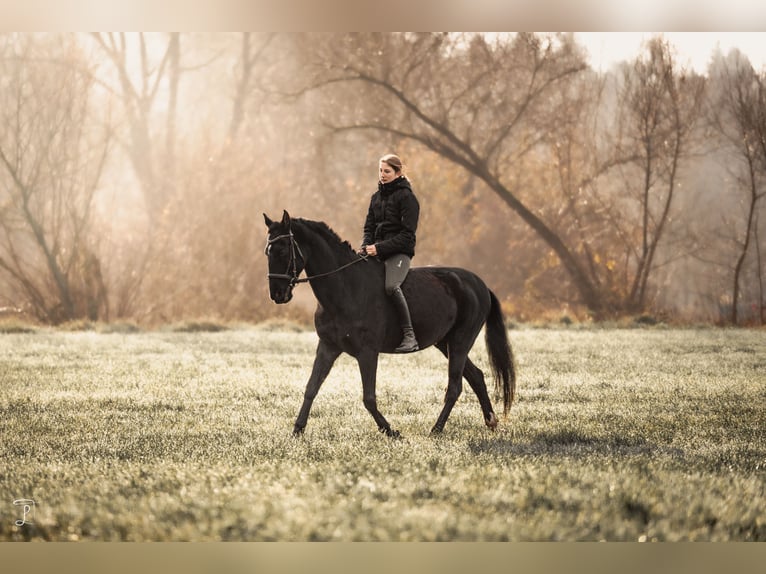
[0,327,764,541]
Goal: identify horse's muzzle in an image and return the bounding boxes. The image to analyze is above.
[270,285,294,304]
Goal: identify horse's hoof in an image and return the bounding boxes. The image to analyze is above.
[292,426,305,437]
[430,426,444,435]
[485,412,498,431]
[382,428,401,439]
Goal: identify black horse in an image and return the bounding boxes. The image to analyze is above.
[263,210,515,436]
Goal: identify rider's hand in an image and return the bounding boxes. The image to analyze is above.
[365,244,378,257]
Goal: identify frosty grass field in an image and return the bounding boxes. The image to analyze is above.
[0,323,764,541]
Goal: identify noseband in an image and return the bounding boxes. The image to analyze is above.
[265,229,368,287]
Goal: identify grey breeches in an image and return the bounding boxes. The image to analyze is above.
[384,254,412,295]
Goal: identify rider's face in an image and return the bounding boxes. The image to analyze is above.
[379,161,399,184]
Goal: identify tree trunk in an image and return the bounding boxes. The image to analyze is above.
[732,158,759,325]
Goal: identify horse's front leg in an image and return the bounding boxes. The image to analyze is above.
[357,350,400,438]
[293,338,342,435]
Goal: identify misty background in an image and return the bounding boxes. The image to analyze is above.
[0,32,764,326]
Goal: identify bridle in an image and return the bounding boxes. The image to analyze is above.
[265,232,305,285]
[265,229,368,287]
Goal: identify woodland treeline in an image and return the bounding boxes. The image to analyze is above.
[0,33,764,326]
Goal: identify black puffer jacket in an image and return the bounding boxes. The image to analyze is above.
[362,176,420,259]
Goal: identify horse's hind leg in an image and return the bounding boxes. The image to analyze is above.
[463,360,498,430]
[434,342,497,431]
[357,350,400,438]
[293,338,342,435]
[431,344,467,434]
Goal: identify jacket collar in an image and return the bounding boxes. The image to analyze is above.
[378,175,411,195]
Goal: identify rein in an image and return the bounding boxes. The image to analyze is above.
[265,230,368,287]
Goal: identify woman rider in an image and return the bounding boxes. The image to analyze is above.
[359,153,420,353]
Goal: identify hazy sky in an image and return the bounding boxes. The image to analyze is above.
[575,32,766,73]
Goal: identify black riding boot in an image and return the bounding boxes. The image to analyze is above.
[391,286,419,353]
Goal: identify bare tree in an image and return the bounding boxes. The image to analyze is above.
[612,37,706,311]
[0,35,111,323]
[708,50,766,324]
[88,32,204,320]
[90,33,182,226]
[535,65,636,311]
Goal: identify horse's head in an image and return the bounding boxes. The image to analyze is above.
[263,210,306,304]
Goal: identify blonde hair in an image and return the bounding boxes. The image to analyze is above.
[380,153,404,175]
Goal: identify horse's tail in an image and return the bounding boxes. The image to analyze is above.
[485,290,516,416]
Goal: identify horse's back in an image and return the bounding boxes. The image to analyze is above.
[411,265,489,288]
[401,265,491,349]
[408,266,491,307]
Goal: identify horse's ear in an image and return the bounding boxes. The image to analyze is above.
[263,213,273,227]
[281,210,291,226]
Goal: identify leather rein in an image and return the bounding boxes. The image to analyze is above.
[265,231,368,287]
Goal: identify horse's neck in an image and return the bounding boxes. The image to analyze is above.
[295,224,355,308]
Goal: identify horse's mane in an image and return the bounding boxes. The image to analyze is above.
[294,218,357,257]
